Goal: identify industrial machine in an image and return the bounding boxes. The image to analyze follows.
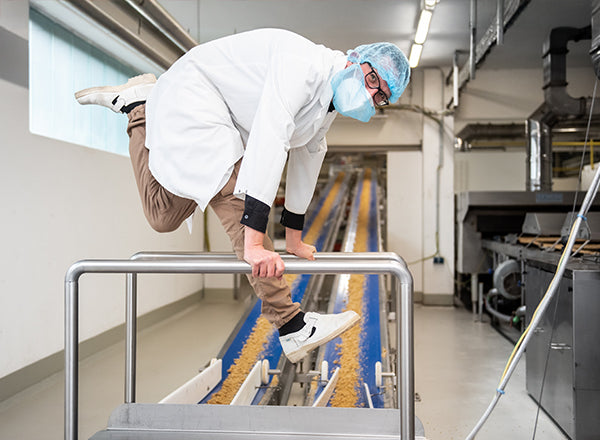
[482,222,600,439]
[453,8,600,437]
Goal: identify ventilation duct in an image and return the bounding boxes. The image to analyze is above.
[526,25,600,191]
[541,26,591,118]
[526,119,552,191]
[456,123,525,145]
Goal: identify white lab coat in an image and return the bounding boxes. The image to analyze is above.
[145,28,346,216]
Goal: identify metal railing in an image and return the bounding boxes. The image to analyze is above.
[64,252,414,440]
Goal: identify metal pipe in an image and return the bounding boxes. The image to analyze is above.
[469,0,477,80]
[496,0,504,45]
[66,253,414,440]
[526,118,553,191]
[399,277,415,438]
[453,51,459,107]
[123,251,408,400]
[125,273,136,403]
[123,0,188,53]
[62,0,174,69]
[471,274,478,314]
[456,122,526,143]
[435,68,445,260]
[129,251,408,267]
[478,282,484,321]
[123,0,197,51]
[485,289,513,324]
[64,281,78,440]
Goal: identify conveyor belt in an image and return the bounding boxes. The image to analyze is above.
[312,168,388,408]
[86,167,427,440]
[153,168,394,412]
[200,172,351,405]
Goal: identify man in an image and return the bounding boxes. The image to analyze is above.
[75,28,410,363]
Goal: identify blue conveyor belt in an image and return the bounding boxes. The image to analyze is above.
[314,169,385,408]
[200,172,350,404]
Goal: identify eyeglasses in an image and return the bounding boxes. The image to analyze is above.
[364,63,390,106]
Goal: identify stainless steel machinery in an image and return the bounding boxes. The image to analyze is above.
[483,238,600,439]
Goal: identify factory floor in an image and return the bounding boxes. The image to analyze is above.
[0,296,567,440]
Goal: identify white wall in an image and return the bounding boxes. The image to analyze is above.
[421,69,454,301]
[327,73,423,147]
[0,0,27,38]
[454,67,597,130]
[454,66,598,192]
[0,14,205,379]
[387,151,424,293]
[330,69,455,302]
[455,151,527,192]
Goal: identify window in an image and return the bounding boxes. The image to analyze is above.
[29,8,138,156]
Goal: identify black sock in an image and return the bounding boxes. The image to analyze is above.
[278,311,306,336]
[120,101,145,114]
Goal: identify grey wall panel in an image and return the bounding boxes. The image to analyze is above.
[0,26,28,88]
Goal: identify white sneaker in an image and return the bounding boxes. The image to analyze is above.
[74,73,157,113]
[279,311,360,363]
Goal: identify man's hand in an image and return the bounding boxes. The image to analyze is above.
[285,227,316,261]
[244,227,285,278]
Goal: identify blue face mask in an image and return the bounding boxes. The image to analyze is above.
[331,64,376,123]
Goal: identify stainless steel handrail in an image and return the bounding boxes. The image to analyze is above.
[65,253,413,440]
[125,252,407,404]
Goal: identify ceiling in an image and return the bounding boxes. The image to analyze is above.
[158,0,595,74]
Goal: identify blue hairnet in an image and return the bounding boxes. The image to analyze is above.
[347,43,410,104]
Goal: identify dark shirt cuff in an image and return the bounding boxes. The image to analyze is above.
[280,208,305,231]
[240,195,270,233]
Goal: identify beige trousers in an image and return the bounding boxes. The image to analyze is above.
[126,105,300,328]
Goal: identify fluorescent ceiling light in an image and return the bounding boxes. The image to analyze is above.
[415,9,433,45]
[409,43,423,68]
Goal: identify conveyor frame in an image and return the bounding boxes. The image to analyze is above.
[64,253,414,440]
[90,403,424,439]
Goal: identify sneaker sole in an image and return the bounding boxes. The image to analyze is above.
[285,313,360,364]
[74,73,156,99]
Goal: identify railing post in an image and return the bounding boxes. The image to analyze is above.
[398,274,415,440]
[64,279,79,440]
[125,273,137,403]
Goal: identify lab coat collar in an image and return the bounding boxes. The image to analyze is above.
[318,52,348,109]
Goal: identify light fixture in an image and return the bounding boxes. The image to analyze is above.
[414,9,433,45]
[409,0,437,68]
[409,44,423,68]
